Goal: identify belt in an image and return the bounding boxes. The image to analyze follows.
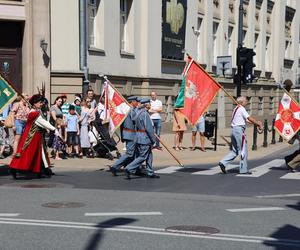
[123,128,135,132]
[123,128,146,133]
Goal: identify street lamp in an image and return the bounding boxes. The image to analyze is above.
[40,39,48,54]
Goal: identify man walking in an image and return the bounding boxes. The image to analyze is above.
[125,98,160,179]
[149,91,163,150]
[219,96,262,174]
[110,96,138,176]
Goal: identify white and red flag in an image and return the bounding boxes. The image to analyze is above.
[176,55,221,126]
[274,93,300,141]
[103,81,131,136]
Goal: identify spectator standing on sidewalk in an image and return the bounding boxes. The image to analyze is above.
[11,94,30,156]
[87,89,97,109]
[219,96,263,174]
[172,108,186,151]
[191,115,206,151]
[61,94,70,117]
[65,105,81,158]
[149,91,162,150]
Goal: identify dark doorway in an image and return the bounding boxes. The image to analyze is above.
[0,21,24,92]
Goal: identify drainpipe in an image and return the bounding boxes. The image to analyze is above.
[79,0,89,98]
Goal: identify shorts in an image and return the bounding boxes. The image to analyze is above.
[192,117,205,133]
[67,132,79,146]
[15,119,26,135]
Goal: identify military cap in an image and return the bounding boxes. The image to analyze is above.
[140,98,151,104]
[127,96,138,102]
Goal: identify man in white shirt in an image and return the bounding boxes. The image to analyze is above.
[149,91,163,150]
[219,96,263,174]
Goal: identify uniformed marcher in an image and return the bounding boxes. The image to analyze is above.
[110,96,139,176]
[125,98,160,179]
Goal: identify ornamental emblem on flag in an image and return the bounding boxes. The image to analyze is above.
[274,93,300,141]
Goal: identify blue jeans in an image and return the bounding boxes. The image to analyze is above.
[151,119,161,147]
[220,126,248,173]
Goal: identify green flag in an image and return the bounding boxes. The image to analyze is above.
[0,75,18,113]
[174,75,186,108]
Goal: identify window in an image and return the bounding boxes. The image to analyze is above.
[246,96,252,114]
[228,26,234,56]
[258,97,264,115]
[196,17,203,61]
[269,96,274,114]
[254,33,259,66]
[213,21,219,64]
[120,0,133,53]
[88,0,97,47]
[265,36,270,71]
[88,0,104,50]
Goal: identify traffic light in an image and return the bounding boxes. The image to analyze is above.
[237,47,256,84]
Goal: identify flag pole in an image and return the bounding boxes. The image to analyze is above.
[186,53,239,105]
[278,83,299,104]
[155,134,184,167]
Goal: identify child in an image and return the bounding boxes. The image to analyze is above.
[65,105,81,158]
[52,118,66,160]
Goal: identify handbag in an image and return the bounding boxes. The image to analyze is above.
[4,111,14,128]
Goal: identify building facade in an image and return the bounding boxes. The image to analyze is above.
[1,0,299,128]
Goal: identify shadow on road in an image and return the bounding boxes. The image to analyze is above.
[286,201,300,211]
[263,224,300,249]
[84,217,137,250]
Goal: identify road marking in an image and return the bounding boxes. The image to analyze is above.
[84,212,163,216]
[192,164,238,175]
[0,218,300,247]
[0,213,20,217]
[256,193,300,198]
[156,166,182,174]
[280,172,300,180]
[236,159,285,177]
[226,207,286,212]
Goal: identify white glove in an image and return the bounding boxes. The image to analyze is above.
[54,129,60,137]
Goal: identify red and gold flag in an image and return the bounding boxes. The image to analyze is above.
[274,93,300,140]
[104,81,131,136]
[180,56,221,126]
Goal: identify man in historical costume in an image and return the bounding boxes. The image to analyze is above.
[125,98,160,179]
[219,96,263,174]
[9,94,59,179]
[110,96,139,176]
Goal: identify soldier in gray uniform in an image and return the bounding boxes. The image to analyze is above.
[110,96,139,176]
[125,98,160,179]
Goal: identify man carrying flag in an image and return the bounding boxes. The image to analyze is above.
[219,96,263,174]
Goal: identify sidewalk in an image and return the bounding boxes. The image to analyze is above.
[1,126,290,172]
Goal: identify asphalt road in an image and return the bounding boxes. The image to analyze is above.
[0,146,300,250]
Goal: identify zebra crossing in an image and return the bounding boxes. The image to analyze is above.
[156,159,300,180]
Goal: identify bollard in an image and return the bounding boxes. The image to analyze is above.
[252,124,258,150]
[271,118,276,144]
[263,119,268,147]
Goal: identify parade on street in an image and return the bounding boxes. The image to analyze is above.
[0,0,300,249]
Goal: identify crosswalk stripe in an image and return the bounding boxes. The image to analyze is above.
[192,164,239,175]
[236,159,285,178]
[280,172,300,180]
[156,166,183,174]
